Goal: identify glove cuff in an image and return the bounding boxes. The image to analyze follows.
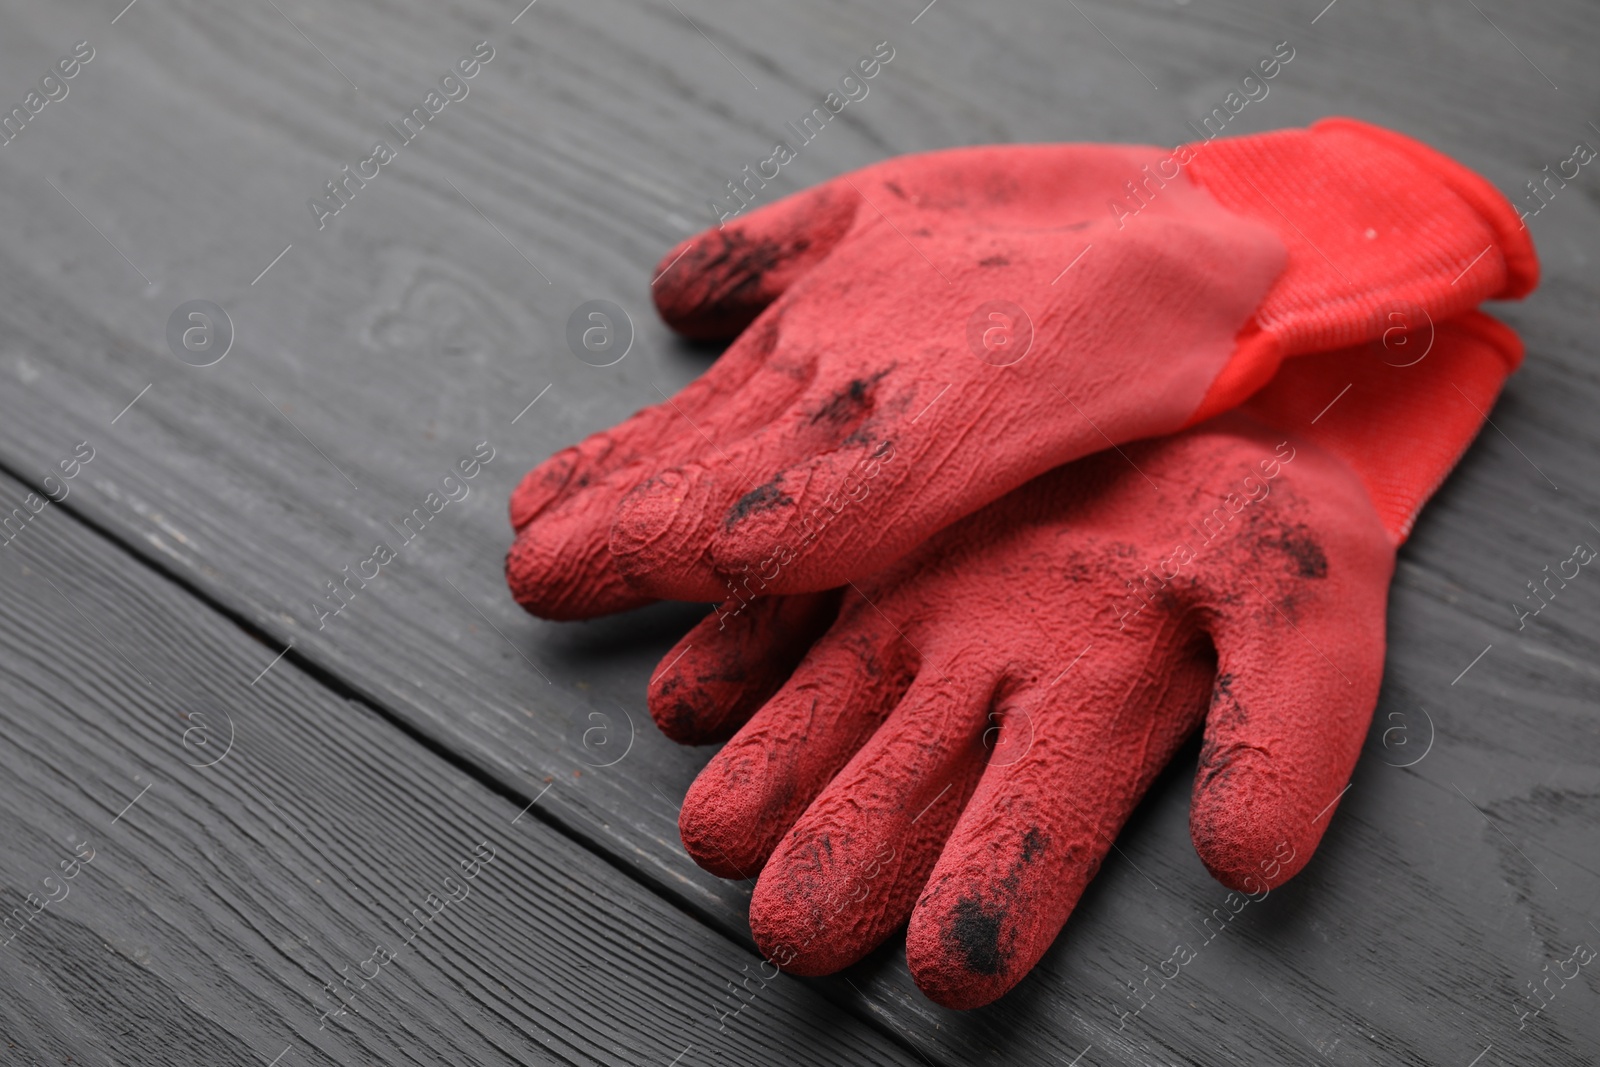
[1182,118,1537,425]
[1242,311,1523,545]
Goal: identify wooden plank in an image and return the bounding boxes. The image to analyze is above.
[0,0,1596,1062]
[0,467,926,1067]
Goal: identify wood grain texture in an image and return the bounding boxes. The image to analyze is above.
[0,467,925,1067]
[0,0,1597,1062]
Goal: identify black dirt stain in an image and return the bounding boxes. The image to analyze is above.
[884,180,909,200]
[1264,524,1328,579]
[704,232,808,290]
[950,897,1006,976]
[810,367,891,425]
[1021,826,1047,863]
[725,477,792,528]
[811,378,871,424]
[1210,671,1247,728]
[1195,739,1237,792]
[979,255,1010,267]
[658,697,698,737]
[663,232,817,336]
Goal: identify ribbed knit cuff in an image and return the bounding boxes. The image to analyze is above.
[1242,310,1522,544]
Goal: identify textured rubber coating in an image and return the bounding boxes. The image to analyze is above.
[650,313,1520,1008]
[505,120,1534,619]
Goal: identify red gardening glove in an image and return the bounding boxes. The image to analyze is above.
[648,312,1523,1008]
[507,118,1535,619]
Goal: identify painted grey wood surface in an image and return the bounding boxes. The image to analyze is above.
[0,467,925,1067]
[0,0,1597,1063]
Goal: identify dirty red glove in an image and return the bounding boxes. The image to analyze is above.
[648,312,1523,1008]
[507,118,1535,619]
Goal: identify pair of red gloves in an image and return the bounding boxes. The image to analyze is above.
[507,118,1537,1008]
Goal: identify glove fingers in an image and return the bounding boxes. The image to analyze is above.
[648,589,843,744]
[1190,508,1392,891]
[706,428,913,596]
[907,622,1215,1009]
[510,311,800,532]
[506,504,655,619]
[678,597,915,878]
[653,178,859,340]
[748,658,999,976]
[611,371,899,600]
[507,320,811,619]
[617,374,1060,600]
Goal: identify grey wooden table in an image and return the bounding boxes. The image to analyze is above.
[1,0,1597,1064]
